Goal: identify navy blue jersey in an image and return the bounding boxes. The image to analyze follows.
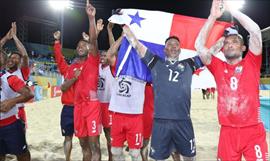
[141,50,203,120]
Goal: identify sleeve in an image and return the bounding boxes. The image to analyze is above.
[53,42,69,75]
[244,50,262,70]
[7,75,26,92]
[206,55,223,75]
[185,56,204,72]
[141,50,160,69]
[63,66,74,79]
[20,67,30,81]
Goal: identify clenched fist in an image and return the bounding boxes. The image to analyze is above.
[53,31,61,40]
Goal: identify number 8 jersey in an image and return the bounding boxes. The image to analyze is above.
[207,50,262,127]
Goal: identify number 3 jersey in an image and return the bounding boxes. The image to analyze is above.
[207,50,262,127]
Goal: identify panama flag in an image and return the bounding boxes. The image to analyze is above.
[109,9,230,89]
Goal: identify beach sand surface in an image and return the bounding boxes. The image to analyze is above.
[5,90,270,161]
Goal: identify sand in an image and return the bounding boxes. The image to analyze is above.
[5,90,270,161]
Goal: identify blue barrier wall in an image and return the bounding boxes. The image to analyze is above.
[260,84,270,90]
[260,97,270,131]
[34,86,43,101]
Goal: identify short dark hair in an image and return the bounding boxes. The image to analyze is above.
[165,36,180,44]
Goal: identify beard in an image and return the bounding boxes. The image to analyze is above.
[224,50,242,60]
[224,53,242,60]
[7,63,17,70]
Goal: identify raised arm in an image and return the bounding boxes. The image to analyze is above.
[53,31,69,75]
[107,32,123,56]
[224,1,262,55]
[195,0,224,65]
[0,29,12,48]
[96,18,104,37]
[107,22,115,47]
[122,25,147,58]
[86,0,98,56]
[208,36,225,56]
[11,22,29,68]
[107,33,124,65]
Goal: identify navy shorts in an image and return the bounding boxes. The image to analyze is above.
[150,119,196,160]
[0,120,28,155]
[60,105,74,136]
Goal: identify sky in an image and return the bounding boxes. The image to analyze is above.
[1,0,270,50]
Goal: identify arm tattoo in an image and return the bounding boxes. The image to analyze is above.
[209,37,224,55]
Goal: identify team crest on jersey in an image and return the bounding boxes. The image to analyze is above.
[235,66,243,74]
[98,77,105,90]
[117,77,131,97]
[177,63,185,72]
[150,147,155,155]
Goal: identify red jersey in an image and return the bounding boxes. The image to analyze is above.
[54,42,69,76]
[54,42,84,105]
[61,63,84,105]
[75,54,99,103]
[207,50,262,127]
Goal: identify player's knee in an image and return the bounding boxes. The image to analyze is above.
[79,138,89,149]
[142,139,150,149]
[63,139,72,149]
[129,149,141,158]
[64,136,73,142]
[171,151,181,161]
[103,128,111,142]
[140,142,149,156]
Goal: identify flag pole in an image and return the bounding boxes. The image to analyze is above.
[116,44,132,77]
